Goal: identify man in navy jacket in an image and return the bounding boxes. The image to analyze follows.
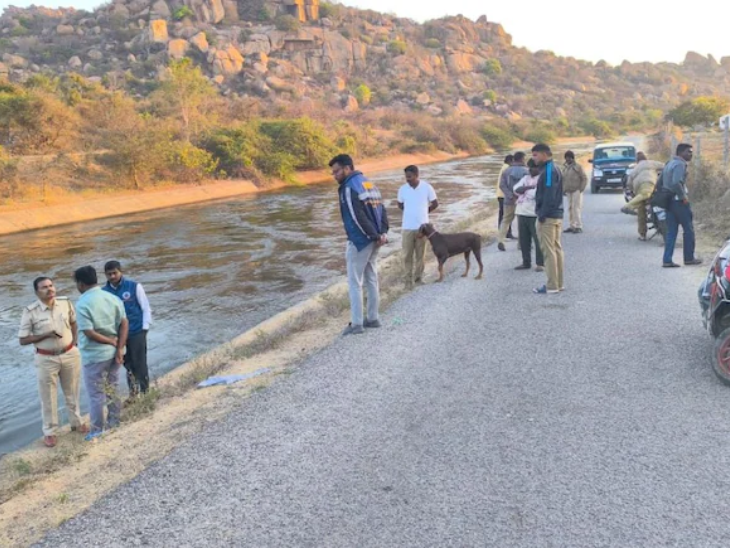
[330,154,389,336]
[532,144,565,295]
[103,261,152,397]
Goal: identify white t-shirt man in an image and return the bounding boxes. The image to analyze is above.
[397,180,438,231]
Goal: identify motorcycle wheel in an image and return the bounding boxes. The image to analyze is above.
[712,327,730,386]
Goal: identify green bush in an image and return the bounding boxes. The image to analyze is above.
[275,14,301,32]
[668,96,729,127]
[173,6,195,20]
[354,84,372,107]
[259,117,335,170]
[319,2,341,19]
[445,121,488,154]
[203,123,272,180]
[424,38,441,49]
[483,90,497,103]
[387,40,407,55]
[360,35,373,45]
[523,126,557,145]
[340,29,351,39]
[480,125,516,149]
[258,6,272,21]
[162,141,217,183]
[579,117,615,138]
[481,59,503,76]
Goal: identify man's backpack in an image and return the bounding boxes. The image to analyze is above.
[650,169,674,210]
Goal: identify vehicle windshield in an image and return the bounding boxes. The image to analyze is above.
[593,146,636,163]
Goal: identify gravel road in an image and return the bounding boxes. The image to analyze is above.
[38,192,729,547]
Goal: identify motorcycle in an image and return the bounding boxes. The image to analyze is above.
[699,239,730,384]
[622,173,666,241]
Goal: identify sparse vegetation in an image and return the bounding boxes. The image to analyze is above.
[387,40,407,55]
[274,14,300,32]
[668,97,730,128]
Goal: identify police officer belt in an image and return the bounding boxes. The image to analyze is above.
[36,343,74,356]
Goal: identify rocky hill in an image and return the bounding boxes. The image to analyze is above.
[1,0,729,125]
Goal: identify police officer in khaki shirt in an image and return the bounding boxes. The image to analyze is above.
[18,277,88,447]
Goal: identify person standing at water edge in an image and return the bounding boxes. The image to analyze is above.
[496,154,515,240]
[532,144,565,294]
[74,266,128,440]
[18,277,88,448]
[662,143,702,268]
[330,154,389,336]
[398,165,439,288]
[103,261,152,399]
[561,151,587,234]
[497,152,529,252]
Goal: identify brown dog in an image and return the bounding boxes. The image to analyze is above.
[418,223,484,282]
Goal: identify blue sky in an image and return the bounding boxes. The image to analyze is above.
[1,0,727,65]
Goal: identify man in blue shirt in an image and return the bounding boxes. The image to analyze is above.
[74,266,128,440]
[103,261,152,398]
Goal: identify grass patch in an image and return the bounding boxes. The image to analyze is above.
[121,387,162,423]
[11,459,32,476]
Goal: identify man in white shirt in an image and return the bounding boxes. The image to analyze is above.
[397,165,439,287]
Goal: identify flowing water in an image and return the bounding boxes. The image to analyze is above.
[0,145,591,455]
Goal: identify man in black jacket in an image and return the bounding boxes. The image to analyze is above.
[532,144,565,294]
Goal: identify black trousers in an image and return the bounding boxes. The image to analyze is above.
[518,215,544,267]
[497,197,514,238]
[124,330,149,394]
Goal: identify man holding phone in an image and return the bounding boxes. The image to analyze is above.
[19,277,88,448]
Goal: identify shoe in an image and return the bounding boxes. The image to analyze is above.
[663,262,681,268]
[107,420,120,430]
[414,278,425,286]
[71,424,90,435]
[497,243,506,252]
[534,265,545,272]
[514,264,531,270]
[43,435,57,448]
[559,287,566,292]
[84,431,104,442]
[533,285,559,294]
[573,228,583,233]
[364,319,382,329]
[638,236,647,241]
[621,207,632,215]
[507,234,517,240]
[563,228,575,233]
[685,258,703,266]
[342,324,365,336]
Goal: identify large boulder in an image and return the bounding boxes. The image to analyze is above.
[189,32,209,53]
[149,19,169,43]
[2,53,28,68]
[211,45,244,77]
[455,99,473,115]
[343,94,359,111]
[87,49,104,61]
[242,34,271,55]
[0,62,8,79]
[445,51,482,73]
[56,24,75,35]
[151,0,171,18]
[68,56,83,69]
[168,39,189,59]
[265,75,296,93]
[209,0,225,24]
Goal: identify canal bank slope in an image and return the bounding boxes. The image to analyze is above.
[0,151,465,236]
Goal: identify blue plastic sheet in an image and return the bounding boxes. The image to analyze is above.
[196,368,271,389]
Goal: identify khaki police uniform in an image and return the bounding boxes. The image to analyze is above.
[18,297,83,436]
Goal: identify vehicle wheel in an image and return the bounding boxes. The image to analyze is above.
[712,327,730,386]
[591,183,600,194]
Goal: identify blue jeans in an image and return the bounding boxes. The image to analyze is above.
[83,358,121,434]
[663,200,695,264]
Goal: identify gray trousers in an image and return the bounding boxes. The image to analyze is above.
[83,358,122,434]
[346,241,380,326]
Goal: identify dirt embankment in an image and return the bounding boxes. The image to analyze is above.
[0,151,466,236]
